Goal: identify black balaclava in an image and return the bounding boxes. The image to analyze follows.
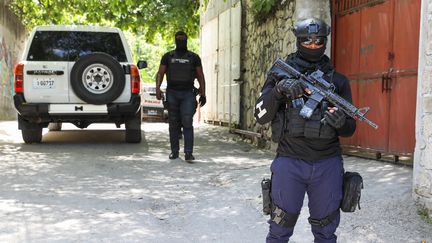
[175,31,188,52]
[296,38,327,63]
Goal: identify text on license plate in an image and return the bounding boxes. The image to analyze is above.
[147,109,158,115]
[33,79,55,89]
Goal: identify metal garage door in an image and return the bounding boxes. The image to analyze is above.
[200,1,241,126]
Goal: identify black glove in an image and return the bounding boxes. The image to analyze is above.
[276,78,306,98]
[193,87,200,96]
[199,95,207,107]
[324,109,346,129]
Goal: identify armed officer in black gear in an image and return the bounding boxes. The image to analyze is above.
[156,31,206,162]
[254,18,356,242]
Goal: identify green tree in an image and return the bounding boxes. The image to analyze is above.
[7,0,201,42]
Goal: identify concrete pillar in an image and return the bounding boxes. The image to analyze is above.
[413,0,432,214]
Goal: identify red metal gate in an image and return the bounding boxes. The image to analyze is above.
[332,0,420,155]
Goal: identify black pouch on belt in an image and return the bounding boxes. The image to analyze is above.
[261,178,272,215]
[341,171,364,212]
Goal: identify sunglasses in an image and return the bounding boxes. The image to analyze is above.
[299,37,326,45]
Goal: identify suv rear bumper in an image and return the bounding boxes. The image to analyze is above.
[14,93,141,123]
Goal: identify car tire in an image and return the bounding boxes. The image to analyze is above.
[71,53,125,104]
[18,115,43,144]
[22,128,42,144]
[125,109,142,143]
[48,122,62,131]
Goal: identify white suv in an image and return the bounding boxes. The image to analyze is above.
[13,25,147,143]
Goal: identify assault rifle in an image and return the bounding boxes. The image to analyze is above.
[269,58,378,129]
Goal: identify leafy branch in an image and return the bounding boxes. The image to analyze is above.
[7,0,200,43]
[250,0,282,22]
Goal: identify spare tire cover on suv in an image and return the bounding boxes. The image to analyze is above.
[71,52,125,104]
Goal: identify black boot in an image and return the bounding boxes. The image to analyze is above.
[185,152,195,162]
[169,151,179,160]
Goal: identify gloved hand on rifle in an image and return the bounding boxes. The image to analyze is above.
[199,95,207,107]
[324,107,346,129]
[276,78,306,98]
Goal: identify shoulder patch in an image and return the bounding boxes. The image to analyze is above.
[255,100,267,119]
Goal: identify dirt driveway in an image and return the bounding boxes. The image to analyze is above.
[0,121,430,242]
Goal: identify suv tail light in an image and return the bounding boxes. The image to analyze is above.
[130,64,140,94]
[14,63,24,93]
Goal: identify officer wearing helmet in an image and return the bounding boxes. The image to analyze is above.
[254,18,356,242]
[156,31,206,162]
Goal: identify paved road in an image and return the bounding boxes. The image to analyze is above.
[0,121,430,242]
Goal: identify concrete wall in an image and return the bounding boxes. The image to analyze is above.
[240,0,331,149]
[0,3,26,120]
[413,0,432,214]
[200,0,241,25]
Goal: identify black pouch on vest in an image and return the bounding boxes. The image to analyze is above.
[286,107,305,137]
[304,120,321,138]
[341,171,363,212]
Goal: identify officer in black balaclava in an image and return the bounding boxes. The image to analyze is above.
[254,18,357,242]
[175,31,188,52]
[156,31,206,162]
[295,18,329,62]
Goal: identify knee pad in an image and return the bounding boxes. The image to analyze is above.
[181,115,193,128]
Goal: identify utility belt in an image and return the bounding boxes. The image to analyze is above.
[261,172,363,228]
[271,99,336,143]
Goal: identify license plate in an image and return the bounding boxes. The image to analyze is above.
[143,99,161,105]
[33,78,55,89]
[147,109,158,116]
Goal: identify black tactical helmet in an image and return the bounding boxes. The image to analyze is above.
[293,18,331,38]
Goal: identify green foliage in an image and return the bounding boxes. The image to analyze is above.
[417,206,432,225]
[7,0,200,42]
[128,33,200,84]
[250,0,281,22]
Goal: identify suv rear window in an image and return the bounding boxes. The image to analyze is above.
[27,31,127,62]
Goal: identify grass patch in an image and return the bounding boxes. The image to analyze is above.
[417,206,432,225]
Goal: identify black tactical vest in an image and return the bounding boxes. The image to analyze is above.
[167,51,195,89]
[271,53,337,141]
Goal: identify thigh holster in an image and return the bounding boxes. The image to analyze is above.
[271,204,300,228]
[261,177,300,228]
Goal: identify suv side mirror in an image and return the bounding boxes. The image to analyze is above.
[137,60,147,69]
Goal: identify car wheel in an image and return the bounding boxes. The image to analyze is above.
[18,115,43,143]
[22,128,42,144]
[48,122,62,131]
[71,52,125,104]
[125,109,142,143]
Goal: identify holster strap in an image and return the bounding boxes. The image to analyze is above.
[308,209,339,227]
[271,204,299,228]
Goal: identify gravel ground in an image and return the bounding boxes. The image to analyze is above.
[0,121,430,242]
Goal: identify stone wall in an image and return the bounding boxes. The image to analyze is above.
[0,3,26,120]
[240,0,330,149]
[413,0,432,214]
